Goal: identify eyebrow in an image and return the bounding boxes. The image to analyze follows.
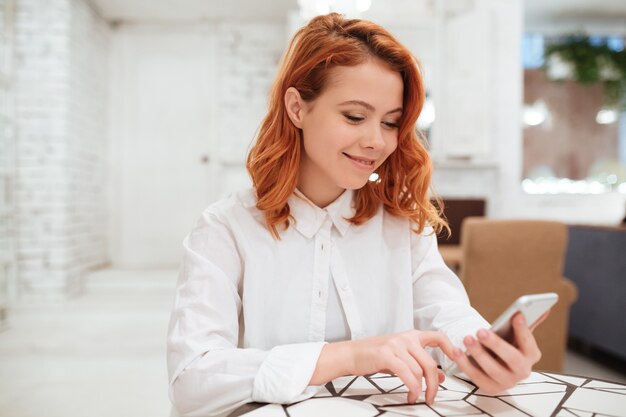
[339,100,403,115]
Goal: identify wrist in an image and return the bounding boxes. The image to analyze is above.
[309,340,354,385]
[335,340,356,376]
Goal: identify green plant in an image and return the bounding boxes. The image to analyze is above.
[543,35,626,109]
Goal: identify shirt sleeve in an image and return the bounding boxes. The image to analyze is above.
[167,209,326,417]
[410,228,489,367]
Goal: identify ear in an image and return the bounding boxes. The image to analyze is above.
[284,87,306,129]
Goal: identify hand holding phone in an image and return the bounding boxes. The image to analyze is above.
[444,292,558,376]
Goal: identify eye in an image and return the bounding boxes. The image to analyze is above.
[344,114,364,123]
[382,121,400,129]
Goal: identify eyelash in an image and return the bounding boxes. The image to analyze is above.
[344,115,399,129]
[344,115,363,123]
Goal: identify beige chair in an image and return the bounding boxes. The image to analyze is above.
[458,218,578,372]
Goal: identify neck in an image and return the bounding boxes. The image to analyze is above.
[296,176,345,209]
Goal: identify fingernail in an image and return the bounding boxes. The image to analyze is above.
[454,348,463,358]
[477,329,489,340]
[464,336,475,346]
[517,315,526,325]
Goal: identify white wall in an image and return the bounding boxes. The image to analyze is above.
[67,0,109,274]
[107,21,284,267]
[14,0,109,297]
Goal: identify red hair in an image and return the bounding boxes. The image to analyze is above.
[247,13,448,239]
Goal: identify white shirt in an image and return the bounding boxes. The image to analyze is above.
[167,188,488,417]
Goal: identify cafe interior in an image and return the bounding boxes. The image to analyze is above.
[0,0,625,416]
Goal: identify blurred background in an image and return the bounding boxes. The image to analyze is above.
[0,0,625,416]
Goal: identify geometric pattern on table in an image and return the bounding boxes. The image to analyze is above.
[230,371,626,417]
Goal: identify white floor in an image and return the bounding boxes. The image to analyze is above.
[0,269,175,417]
[0,268,624,417]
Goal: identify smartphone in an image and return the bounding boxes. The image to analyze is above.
[443,292,559,376]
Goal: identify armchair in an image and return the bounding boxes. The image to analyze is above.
[458,218,578,372]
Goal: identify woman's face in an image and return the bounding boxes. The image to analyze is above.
[286,58,404,208]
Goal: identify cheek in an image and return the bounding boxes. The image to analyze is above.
[377,136,398,167]
[321,125,356,155]
[304,119,349,153]
[386,135,399,156]
[333,123,359,145]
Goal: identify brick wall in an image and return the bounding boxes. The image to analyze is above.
[14,4,287,287]
[215,21,284,162]
[14,0,109,297]
[213,21,284,198]
[67,0,109,276]
[105,20,286,266]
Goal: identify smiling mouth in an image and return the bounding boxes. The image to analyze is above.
[343,153,375,166]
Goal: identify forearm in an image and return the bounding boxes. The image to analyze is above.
[309,340,354,385]
[169,349,265,417]
[169,342,327,415]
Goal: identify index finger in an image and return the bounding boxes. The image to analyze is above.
[513,313,541,358]
[387,357,422,403]
[418,331,456,360]
[529,310,551,332]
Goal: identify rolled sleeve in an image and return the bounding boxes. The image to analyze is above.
[252,342,327,403]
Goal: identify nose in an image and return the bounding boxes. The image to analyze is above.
[360,124,386,150]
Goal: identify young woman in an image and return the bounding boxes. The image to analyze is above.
[167,13,545,417]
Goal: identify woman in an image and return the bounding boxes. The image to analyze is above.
[167,13,544,417]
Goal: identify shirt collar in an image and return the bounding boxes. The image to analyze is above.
[288,189,355,239]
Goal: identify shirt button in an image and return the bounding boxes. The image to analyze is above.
[340,283,349,291]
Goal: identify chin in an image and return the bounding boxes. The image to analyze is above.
[339,178,370,191]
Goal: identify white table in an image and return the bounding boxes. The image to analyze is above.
[229,371,626,416]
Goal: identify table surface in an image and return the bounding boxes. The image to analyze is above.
[229,371,626,417]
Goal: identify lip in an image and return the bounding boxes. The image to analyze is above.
[343,152,377,171]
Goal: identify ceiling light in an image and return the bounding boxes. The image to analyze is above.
[355,0,372,12]
[596,108,618,125]
[523,100,549,127]
[298,0,373,18]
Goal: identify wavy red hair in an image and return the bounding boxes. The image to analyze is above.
[246,13,448,239]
